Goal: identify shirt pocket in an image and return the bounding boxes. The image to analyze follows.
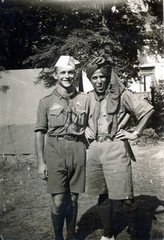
[49,108,66,127]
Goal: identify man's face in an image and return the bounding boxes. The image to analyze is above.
[54,66,75,89]
[90,69,108,94]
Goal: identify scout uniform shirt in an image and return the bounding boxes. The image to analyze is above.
[34,86,90,136]
[88,88,154,137]
[87,86,154,198]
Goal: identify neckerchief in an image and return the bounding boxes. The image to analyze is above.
[53,86,78,131]
[92,81,124,137]
[53,85,77,99]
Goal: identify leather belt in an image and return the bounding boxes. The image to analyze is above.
[96,135,113,142]
[49,135,77,141]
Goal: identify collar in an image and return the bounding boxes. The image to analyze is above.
[93,81,125,114]
[53,85,77,100]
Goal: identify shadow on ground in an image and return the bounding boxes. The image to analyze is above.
[75,195,164,240]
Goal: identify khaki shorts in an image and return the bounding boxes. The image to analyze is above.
[87,139,134,200]
[46,136,86,194]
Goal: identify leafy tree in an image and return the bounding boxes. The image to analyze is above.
[0,0,163,89]
[0,1,38,69]
[144,83,164,133]
[27,1,163,88]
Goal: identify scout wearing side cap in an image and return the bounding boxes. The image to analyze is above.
[35,55,90,240]
[55,55,76,69]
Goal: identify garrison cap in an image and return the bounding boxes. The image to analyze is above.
[55,56,76,69]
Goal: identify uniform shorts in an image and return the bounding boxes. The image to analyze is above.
[46,136,86,194]
[87,139,134,200]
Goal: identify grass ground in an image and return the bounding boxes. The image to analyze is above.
[0,138,164,240]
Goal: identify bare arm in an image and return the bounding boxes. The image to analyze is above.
[35,131,48,180]
[116,108,155,140]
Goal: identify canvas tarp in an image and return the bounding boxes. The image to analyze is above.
[0,124,35,155]
[0,69,53,155]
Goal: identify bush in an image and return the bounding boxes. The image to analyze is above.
[149,84,164,133]
[131,128,160,146]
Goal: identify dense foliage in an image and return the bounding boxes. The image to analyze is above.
[149,85,164,133]
[0,0,163,88]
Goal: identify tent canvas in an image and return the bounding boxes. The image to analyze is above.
[0,124,35,155]
[0,69,92,155]
[0,69,53,155]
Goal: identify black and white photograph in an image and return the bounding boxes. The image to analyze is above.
[0,0,164,239]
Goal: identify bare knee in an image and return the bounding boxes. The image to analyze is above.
[121,199,138,217]
[52,193,67,215]
[122,199,136,208]
[70,193,78,207]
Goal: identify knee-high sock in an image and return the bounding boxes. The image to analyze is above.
[122,199,138,240]
[98,194,113,238]
[51,211,64,240]
[66,204,78,239]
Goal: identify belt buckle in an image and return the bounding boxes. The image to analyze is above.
[64,135,70,141]
[64,135,76,141]
[106,136,112,142]
[99,136,104,142]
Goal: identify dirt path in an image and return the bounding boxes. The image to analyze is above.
[0,140,164,240]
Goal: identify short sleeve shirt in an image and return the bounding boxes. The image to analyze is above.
[88,89,154,135]
[34,87,90,136]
